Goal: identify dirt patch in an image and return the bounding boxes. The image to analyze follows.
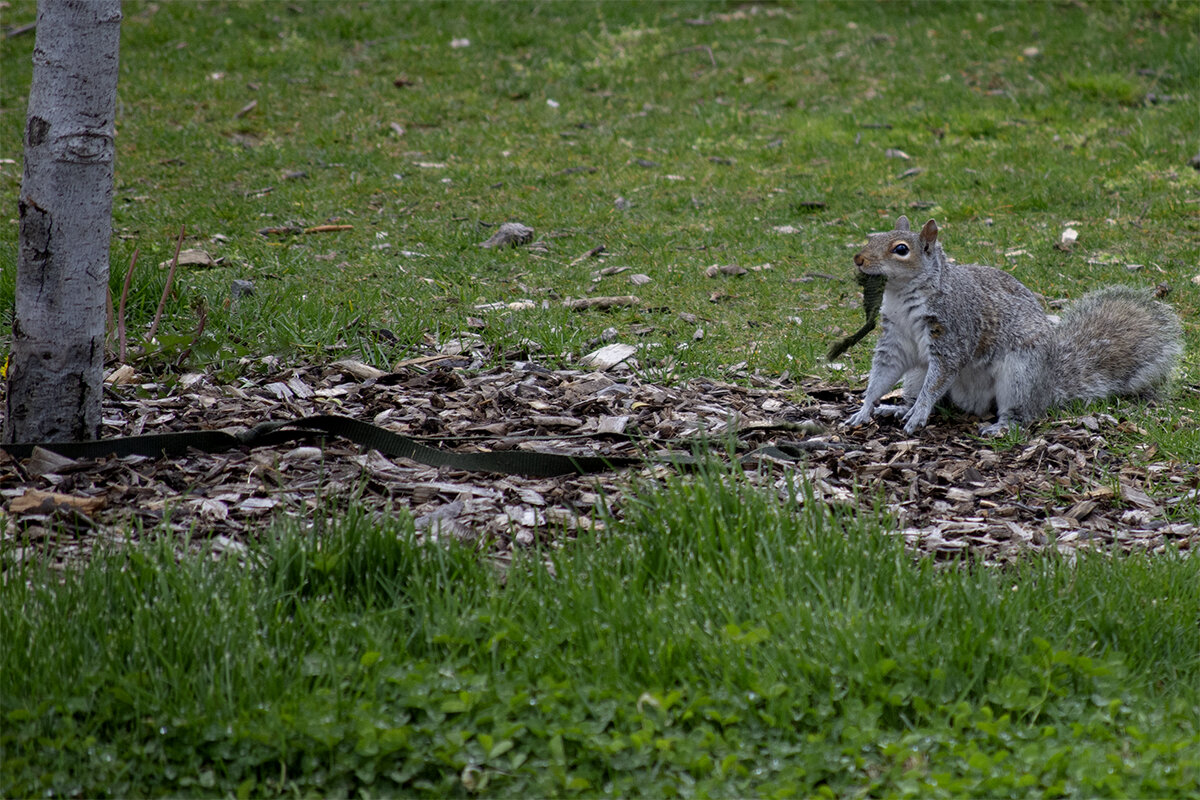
[3,358,1196,568]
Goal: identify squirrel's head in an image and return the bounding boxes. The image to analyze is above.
[853,216,942,280]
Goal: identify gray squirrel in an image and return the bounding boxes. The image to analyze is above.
[845,216,1183,435]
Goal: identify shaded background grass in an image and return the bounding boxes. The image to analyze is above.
[1,0,1196,385]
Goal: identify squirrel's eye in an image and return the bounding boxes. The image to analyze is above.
[892,243,910,256]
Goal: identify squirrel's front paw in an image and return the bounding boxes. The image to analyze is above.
[845,407,873,427]
[978,420,1017,437]
[901,405,932,433]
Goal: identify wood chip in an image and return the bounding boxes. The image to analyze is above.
[1065,499,1098,521]
[11,489,106,515]
[579,344,637,370]
[704,264,747,278]
[530,415,583,429]
[563,295,640,311]
[24,447,82,478]
[478,222,534,248]
[331,359,387,380]
[596,415,630,435]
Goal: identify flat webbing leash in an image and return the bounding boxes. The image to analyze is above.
[1,414,818,478]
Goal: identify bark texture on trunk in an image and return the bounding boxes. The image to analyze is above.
[5,0,122,443]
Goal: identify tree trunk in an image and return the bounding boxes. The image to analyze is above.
[4,0,122,443]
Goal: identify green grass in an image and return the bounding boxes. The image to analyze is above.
[1,0,1196,388]
[2,2,1200,796]
[3,468,1198,797]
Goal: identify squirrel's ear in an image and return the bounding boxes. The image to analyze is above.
[895,216,911,232]
[919,219,938,246]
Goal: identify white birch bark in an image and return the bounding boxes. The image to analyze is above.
[4,0,122,443]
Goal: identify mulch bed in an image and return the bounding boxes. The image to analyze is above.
[3,356,1196,569]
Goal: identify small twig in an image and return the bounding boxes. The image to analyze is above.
[671,45,717,68]
[568,244,607,268]
[4,22,37,39]
[391,353,461,369]
[118,247,139,363]
[304,224,354,233]
[147,227,185,343]
[563,295,641,311]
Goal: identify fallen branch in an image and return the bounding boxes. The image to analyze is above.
[568,244,607,267]
[257,226,303,236]
[563,295,640,311]
[304,224,354,234]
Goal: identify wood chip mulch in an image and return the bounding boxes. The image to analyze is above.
[2,357,1196,569]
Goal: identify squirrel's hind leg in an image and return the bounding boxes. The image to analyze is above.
[979,417,1019,437]
[949,365,998,416]
[988,351,1051,436]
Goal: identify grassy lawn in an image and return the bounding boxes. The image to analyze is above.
[2,1,1199,796]
[4,470,1199,797]
[1,0,1196,381]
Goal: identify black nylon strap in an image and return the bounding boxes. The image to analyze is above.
[1,414,648,477]
[248,415,648,477]
[2,414,813,477]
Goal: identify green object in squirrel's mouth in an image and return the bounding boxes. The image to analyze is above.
[826,272,886,360]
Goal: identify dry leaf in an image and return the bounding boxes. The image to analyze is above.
[160,249,218,269]
[105,365,138,385]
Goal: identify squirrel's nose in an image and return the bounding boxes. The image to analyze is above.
[853,253,864,268]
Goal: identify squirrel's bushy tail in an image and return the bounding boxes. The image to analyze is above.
[1052,286,1183,406]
